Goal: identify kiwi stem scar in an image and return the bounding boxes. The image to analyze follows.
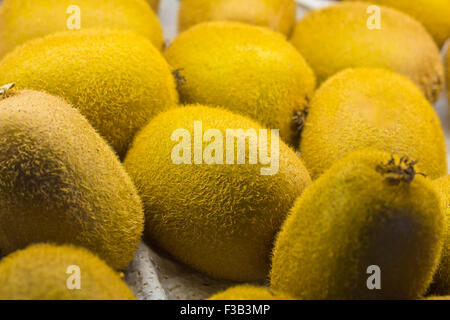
[375,155,426,185]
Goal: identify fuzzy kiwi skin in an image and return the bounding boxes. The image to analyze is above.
[291,2,444,102]
[208,285,295,300]
[0,29,178,158]
[428,175,450,295]
[178,0,296,35]
[164,21,316,147]
[344,0,450,47]
[300,68,447,180]
[0,244,135,300]
[0,0,163,58]
[0,90,144,270]
[124,105,312,282]
[270,149,444,300]
[424,296,450,300]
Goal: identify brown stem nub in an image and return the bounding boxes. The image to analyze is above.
[0,83,15,98]
[172,69,186,91]
[291,94,310,146]
[292,108,308,134]
[376,155,425,185]
[290,109,308,147]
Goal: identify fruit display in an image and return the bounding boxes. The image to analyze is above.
[291,2,444,102]
[178,0,296,35]
[0,0,448,303]
[0,0,163,57]
[299,68,447,180]
[0,244,136,300]
[124,105,311,281]
[165,21,316,146]
[0,89,144,270]
[428,175,450,295]
[208,285,295,300]
[344,0,450,47]
[0,29,178,157]
[270,149,444,299]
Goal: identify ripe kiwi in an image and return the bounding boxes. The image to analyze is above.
[344,0,450,47]
[178,0,296,35]
[208,285,294,300]
[428,175,450,295]
[300,68,447,180]
[0,29,178,157]
[164,21,316,147]
[270,149,445,300]
[0,0,163,58]
[0,89,144,270]
[124,105,312,281]
[291,2,444,102]
[0,244,135,300]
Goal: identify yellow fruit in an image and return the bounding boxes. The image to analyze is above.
[345,0,450,47]
[300,68,447,180]
[178,0,296,35]
[424,296,450,300]
[0,0,163,58]
[428,175,450,295]
[164,21,316,147]
[0,29,178,157]
[208,285,295,300]
[0,89,144,270]
[147,0,160,11]
[124,105,312,281]
[271,149,445,300]
[291,2,444,102]
[0,244,135,300]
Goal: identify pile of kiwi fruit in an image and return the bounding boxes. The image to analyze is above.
[0,0,448,300]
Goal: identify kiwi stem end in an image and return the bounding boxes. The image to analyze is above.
[375,155,425,185]
[172,69,186,90]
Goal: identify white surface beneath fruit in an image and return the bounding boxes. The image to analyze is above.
[126,242,237,300]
